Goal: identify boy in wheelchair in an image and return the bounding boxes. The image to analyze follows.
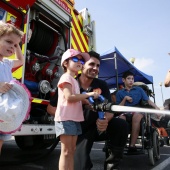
[116,71,160,153]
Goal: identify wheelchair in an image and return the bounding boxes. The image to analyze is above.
[102,110,160,167]
[91,82,161,166]
[122,82,161,166]
[123,111,160,166]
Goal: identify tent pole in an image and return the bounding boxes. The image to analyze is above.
[152,83,156,103]
[114,52,119,89]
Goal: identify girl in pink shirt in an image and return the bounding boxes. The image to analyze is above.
[55,49,99,170]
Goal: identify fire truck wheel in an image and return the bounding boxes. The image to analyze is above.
[15,135,58,150]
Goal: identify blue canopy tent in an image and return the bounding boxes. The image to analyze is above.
[98,47,154,91]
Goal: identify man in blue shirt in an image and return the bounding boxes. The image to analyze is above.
[116,71,160,153]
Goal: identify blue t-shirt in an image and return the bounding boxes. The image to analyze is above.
[116,86,149,106]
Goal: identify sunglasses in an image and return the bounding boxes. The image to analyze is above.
[71,56,85,65]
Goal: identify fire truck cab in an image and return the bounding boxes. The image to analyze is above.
[0,0,96,150]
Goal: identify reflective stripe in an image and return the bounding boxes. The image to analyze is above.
[31,98,49,105]
[71,9,89,52]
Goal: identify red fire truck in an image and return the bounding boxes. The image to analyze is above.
[0,0,96,150]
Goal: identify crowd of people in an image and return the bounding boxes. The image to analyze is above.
[1,19,170,170]
[47,48,169,170]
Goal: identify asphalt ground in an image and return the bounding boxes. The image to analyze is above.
[0,139,170,170]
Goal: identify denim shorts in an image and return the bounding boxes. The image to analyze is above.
[0,134,11,141]
[55,121,82,137]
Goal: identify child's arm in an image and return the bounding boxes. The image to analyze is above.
[0,82,12,93]
[13,43,24,68]
[119,96,132,106]
[63,83,99,102]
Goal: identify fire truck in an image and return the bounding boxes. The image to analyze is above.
[0,0,96,150]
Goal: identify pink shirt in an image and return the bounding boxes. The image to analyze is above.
[54,73,84,122]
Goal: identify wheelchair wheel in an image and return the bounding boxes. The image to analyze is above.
[165,128,170,145]
[148,148,155,165]
[153,130,160,160]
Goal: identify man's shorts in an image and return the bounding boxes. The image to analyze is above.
[55,120,82,137]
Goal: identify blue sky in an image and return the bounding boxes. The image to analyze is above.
[75,0,170,107]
